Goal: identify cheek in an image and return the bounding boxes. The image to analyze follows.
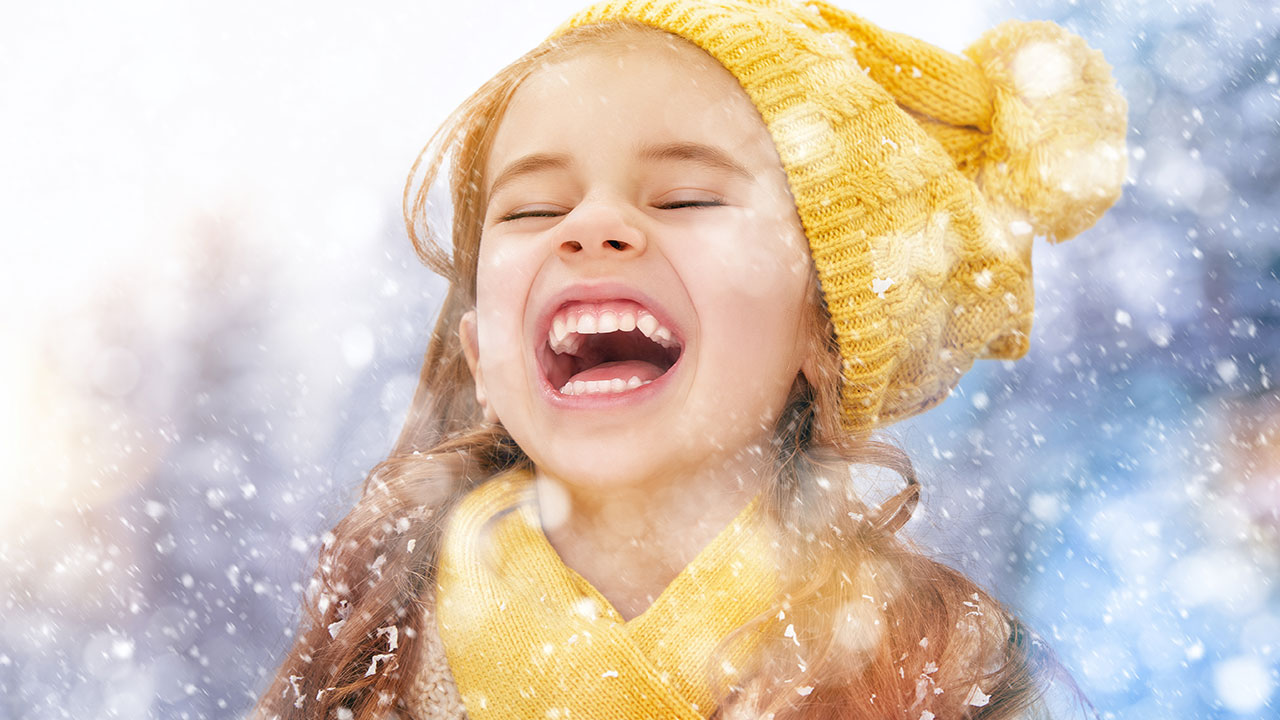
[689,216,812,372]
[735,228,810,299]
[474,240,540,371]
[696,212,811,313]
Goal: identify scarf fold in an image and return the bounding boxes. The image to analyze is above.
[435,470,779,719]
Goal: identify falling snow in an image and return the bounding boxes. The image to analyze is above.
[2,1,1277,719]
[964,685,991,707]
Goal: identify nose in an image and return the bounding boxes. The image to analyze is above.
[554,199,647,260]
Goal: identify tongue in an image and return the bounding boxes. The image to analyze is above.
[567,360,667,384]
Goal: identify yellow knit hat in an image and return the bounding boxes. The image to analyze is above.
[554,0,1127,432]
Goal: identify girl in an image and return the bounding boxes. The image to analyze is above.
[256,1,1127,718]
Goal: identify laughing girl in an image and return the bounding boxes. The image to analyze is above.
[256,1,1127,718]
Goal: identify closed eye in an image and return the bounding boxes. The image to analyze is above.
[500,198,724,221]
[655,198,726,210]
[499,208,565,222]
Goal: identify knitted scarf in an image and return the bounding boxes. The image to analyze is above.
[434,470,780,718]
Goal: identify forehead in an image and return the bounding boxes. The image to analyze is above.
[485,30,772,178]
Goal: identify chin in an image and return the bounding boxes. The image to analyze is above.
[528,436,678,490]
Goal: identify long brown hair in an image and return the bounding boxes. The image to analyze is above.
[254,22,1080,720]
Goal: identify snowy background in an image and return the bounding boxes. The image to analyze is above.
[1,0,1276,717]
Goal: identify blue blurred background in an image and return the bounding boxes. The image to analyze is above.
[1,0,1275,717]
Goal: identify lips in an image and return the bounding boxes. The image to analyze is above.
[535,296,684,398]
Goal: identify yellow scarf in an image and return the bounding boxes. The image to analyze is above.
[435,470,779,719]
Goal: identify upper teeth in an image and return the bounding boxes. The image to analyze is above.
[548,304,680,355]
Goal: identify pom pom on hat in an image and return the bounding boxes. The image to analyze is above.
[966,20,1128,242]
[805,4,1129,243]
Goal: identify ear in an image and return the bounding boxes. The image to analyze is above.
[795,303,834,393]
[799,350,820,390]
[459,310,499,424]
[797,347,828,404]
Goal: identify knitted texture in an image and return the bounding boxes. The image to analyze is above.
[400,605,468,719]
[434,470,779,719]
[556,0,1128,431]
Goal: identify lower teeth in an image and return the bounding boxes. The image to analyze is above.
[560,375,652,396]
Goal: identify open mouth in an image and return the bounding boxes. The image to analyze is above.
[539,300,683,397]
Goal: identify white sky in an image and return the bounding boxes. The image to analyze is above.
[0,0,992,303]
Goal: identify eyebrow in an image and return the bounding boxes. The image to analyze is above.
[486,142,753,199]
[637,142,753,180]
[487,153,572,200]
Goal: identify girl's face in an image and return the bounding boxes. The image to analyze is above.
[462,31,817,490]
